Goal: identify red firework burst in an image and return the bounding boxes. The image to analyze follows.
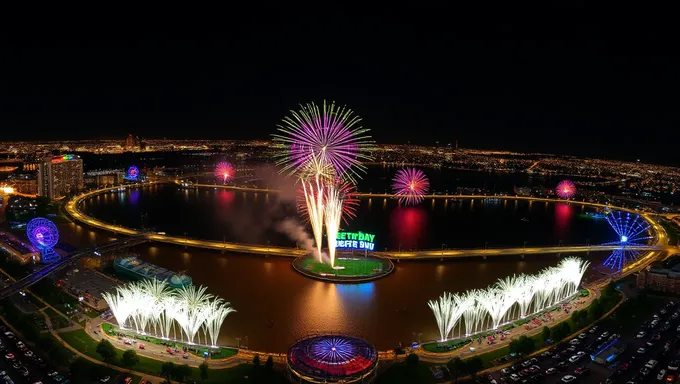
[555,179,576,199]
[215,161,234,183]
[391,168,430,206]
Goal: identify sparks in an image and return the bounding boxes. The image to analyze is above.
[392,168,430,205]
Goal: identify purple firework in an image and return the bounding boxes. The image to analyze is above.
[392,168,430,205]
[556,180,576,199]
[272,101,375,181]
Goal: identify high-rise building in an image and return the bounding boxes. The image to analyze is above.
[125,134,139,149]
[38,155,84,199]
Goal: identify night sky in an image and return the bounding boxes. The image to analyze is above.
[1,4,678,164]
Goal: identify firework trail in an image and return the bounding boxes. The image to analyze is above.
[272,100,374,182]
[324,183,343,267]
[215,162,234,184]
[392,168,430,205]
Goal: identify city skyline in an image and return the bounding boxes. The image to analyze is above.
[1,5,678,166]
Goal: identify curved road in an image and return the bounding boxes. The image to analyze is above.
[65,182,674,259]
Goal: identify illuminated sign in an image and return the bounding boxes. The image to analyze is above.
[51,154,77,163]
[335,231,376,251]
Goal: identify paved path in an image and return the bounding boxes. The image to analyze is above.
[50,328,165,383]
[85,317,248,369]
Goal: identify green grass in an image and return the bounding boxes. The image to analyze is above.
[422,338,471,353]
[300,257,385,276]
[377,362,438,384]
[101,322,238,359]
[44,307,71,329]
[59,329,282,383]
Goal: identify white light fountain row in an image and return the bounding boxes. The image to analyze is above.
[102,279,235,347]
[428,257,589,342]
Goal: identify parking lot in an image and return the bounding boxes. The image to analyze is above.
[484,296,680,384]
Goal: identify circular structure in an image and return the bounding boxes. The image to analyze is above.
[556,179,576,199]
[126,165,140,180]
[292,254,394,283]
[26,217,59,248]
[287,335,378,383]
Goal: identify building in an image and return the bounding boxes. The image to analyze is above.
[0,231,39,263]
[637,261,680,292]
[8,174,39,195]
[124,134,139,149]
[38,154,84,199]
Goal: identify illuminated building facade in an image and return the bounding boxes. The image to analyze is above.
[637,262,680,293]
[125,134,139,149]
[38,155,84,199]
[9,174,39,195]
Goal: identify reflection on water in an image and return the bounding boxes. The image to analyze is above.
[58,221,617,352]
[602,249,642,271]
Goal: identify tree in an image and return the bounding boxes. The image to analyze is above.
[552,322,571,341]
[572,309,588,328]
[406,353,419,366]
[588,298,604,322]
[541,326,551,342]
[465,357,484,377]
[161,361,176,383]
[70,357,95,382]
[172,364,192,383]
[265,355,274,371]
[95,339,117,363]
[122,349,139,368]
[199,362,209,382]
[508,335,535,355]
[447,357,467,382]
[253,354,261,367]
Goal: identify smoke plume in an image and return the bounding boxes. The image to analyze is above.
[275,218,317,258]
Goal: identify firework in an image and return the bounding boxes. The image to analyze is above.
[392,168,430,206]
[102,281,235,347]
[272,100,375,181]
[324,183,343,267]
[429,257,589,341]
[215,161,234,184]
[555,179,576,199]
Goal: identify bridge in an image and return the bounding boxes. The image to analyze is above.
[373,244,672,260]
[0,235,148,301]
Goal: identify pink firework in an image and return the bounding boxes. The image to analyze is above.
[392,168,430,206]
[272,101,375,182]
[556,179,576,199]
[215,161,234,183]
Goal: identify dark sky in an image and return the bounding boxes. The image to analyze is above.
[1,4,678,164]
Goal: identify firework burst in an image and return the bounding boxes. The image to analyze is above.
[272,100,375,181]
[555,179,576,199]
[392,168,430,206]
[215,162,234,184]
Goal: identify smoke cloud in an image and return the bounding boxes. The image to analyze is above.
[275,218,317,258]
[213,165,316,255]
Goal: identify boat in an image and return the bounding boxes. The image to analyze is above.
[113,256,192,288]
